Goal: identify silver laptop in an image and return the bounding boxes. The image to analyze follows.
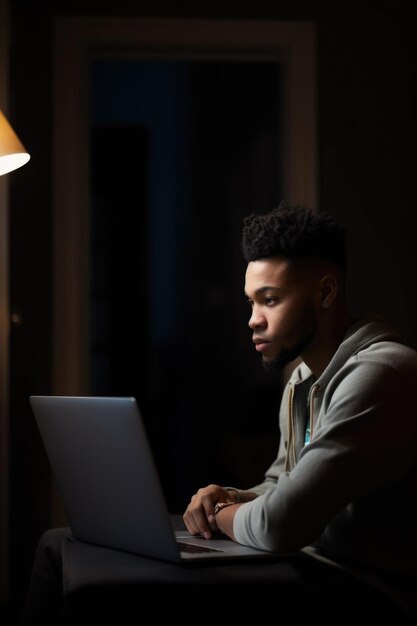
[30,395,283,563]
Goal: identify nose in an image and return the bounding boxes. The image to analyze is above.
[248,305,266,330]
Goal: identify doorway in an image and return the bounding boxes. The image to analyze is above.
[52,16,318,517]
[89,58,283,508]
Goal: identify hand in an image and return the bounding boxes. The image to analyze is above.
[183,484,235,539]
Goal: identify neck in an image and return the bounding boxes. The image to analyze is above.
[303,302,353,378]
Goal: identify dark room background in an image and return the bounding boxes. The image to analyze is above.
[89,58,283,507]
[3,0,417,616]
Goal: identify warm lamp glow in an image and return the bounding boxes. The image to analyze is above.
[0,109,30,176]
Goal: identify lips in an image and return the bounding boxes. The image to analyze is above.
[253,338,270,352]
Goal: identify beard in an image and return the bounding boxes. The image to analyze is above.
[261,303,317,371]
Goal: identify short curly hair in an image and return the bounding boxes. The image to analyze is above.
[241,202,347,270]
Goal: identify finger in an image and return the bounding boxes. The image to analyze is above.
[185,504,213,539]
[183,508,200,535]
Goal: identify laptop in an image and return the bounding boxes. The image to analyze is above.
[30,395,284,564]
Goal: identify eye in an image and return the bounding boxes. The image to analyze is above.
[264,296,280,306]
[246,298,254,308]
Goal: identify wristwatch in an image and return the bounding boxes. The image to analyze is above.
[213,500,236,516]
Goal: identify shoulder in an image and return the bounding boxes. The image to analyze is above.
[357,339,417,369]
[324,348,417,416]
[350,340,417,393]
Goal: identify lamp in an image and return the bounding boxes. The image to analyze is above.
[0,109,30,176]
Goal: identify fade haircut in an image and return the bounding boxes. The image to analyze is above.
[241,202,347,270]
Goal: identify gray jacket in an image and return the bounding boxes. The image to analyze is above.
[233,316,417,615]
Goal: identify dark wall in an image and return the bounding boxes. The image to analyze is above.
[318,8,417,345]
[7,0,417,609]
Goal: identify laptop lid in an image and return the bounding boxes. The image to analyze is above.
[30,395,282,563]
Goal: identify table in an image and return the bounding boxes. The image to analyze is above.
[61,517,313,625]
[56,517,413,625]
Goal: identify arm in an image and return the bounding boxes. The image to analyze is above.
[233,362,417,553]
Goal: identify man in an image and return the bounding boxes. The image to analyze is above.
[22,203,417,625]
[183,202,417,620]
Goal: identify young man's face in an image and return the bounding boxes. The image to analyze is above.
[244,257,319,370]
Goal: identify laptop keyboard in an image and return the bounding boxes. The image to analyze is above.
[177,541,224,554]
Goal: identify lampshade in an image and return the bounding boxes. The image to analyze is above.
[0,109,30,176]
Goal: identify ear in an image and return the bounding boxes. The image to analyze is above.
[319,274,338,310]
